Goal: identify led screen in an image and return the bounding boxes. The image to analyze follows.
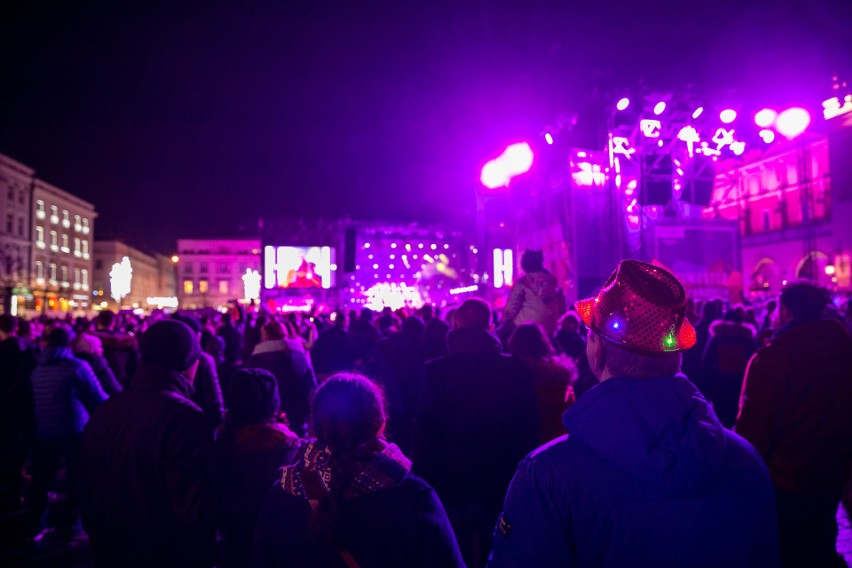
[263,246,335,289]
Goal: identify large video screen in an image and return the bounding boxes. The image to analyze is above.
[263,246,335,290]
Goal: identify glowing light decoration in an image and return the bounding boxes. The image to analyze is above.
[775,108,811,139]
[711,128,735,151]
[572,161,607,187]
[242,268,261,302]
[449,284,480,295]
[730,141,746,156]
[640,119,662,138]
[759,129,776,143]
[364,282,423,311]
[754,108,778,128]
[544,132,554,145]
[610,136,635,157]
[109,256,132,303]
[493,248,514,289]
[692,107,704,119]
[616,97,630,111]
[719,109,737,123]
[146,296,179,309]
[480,142,534,189]
[823,95,852,120]
[653,101,666,115]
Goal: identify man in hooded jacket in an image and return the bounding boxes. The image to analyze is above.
[488,260,779,567]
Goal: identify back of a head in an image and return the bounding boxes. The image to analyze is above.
[262,319,286,341]
[96,310,115,330]
[227,368,280,426]
[723,309,743,324]
[140,320,201,372]
[453,298,491,330]
[401,315,425,337]
[559,312,580,333]
[312,373,385,454]
[359,308,373,322]
[0,314,16,335]
[47,325,74,349]
[521,249,544,273]
[172,313,202,335]
[780,280,830,322]
[508,322,553,359]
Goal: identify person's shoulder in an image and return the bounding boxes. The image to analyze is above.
[515,435,589,476]
[720,429,772,482]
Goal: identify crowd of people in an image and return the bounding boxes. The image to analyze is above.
[0,252,851,567]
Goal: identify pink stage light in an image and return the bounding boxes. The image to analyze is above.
[617,97,630,111]
[692,107,704,119]
[544,132,554,145]
[480,142,534,188]
[754,108,777,128]
[759,129,775,143]
[719,109,737,124]
[775,108,810,139]
[653,101,666,115]
[480,160,508,189]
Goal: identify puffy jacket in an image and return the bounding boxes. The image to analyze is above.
[504,271,565,336]
[489,375,779,567]
[31,347,106,440]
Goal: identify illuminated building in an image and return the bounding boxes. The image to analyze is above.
[0,154,34,315]
[176,239,261,310]
[93,241,177,311]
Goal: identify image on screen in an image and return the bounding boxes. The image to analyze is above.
[263,246,335,290]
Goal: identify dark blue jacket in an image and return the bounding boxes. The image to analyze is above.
[489,375,779,567]
[31,347,106,440]
[252,473,464,568]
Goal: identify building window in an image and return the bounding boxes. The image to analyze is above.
[7,188,13,201]
[5,214,12,233]
[36,226,45,247]
[82,240,89,258]
[184,262,193,273]
[50,205,59,224]
[81,269,89,290]
[218,280,228,294]
[50,230,58,252]
[18,191,24,205]
[82,218,90,234]
[218,262,228,274]
[183,280,194,295]
[74,237,81,256]
[199,280,208,294]
[61,234,69,252]
[61,210,70,228]
[73,268,81,290]
[17,217,23,237]
[200,262,208,274]
[49,263,57,282]
[36,200,45,219]
[95,259,103,269]
[74,215,81,232]
[60,265,68,284]
[35,261,44,280]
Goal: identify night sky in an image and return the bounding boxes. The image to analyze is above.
[2,1,850,252]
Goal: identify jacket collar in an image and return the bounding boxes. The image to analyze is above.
[130,363,195,399]
[447,327,502,355]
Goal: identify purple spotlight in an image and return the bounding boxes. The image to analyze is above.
[692,107,704,119]
[616,97,630,111]
[503,142,534,174]
[719,109,737,124]
[754,108,777,128]
[653,101,666,115]
[480,160,507,189]
[544,132,554,145]
[759,129,776,143]
[776,107,811,139]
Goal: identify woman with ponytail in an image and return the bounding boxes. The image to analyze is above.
[252,373,464,568]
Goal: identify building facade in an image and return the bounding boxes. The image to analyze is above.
[31,179,97,314]
[176,239,261,310]
[0,155,34,314]
[93,241,177,311]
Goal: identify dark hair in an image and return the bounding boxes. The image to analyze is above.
[312,373,386,454]
[96,310,115,329]
[262,319,286,340]
[0,314,16,334]
[47,325,75,348]
[723,309,743,324]
[508,323,554,359]
[225,368,280,429]
[521,249,544,273]
[454,298,491,329]
[780,280,830,321]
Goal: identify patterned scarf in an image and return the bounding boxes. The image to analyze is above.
[280,440,411,502]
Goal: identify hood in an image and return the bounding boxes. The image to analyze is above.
[252,339,288,356]
[447,327,502,355]
[709,320,755,339]
[39,346,74,365]
[563,374,726,494]
[130,362,196,400]
[772,318,851,356]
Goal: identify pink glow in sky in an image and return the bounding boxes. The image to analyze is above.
[775,108,811,139]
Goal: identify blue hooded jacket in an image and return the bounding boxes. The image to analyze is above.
[488,374,779,567]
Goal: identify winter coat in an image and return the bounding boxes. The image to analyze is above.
[30,347,107,440]
[519,357,573,445]
[246,341,317,436]
[311,327,355,377]
[252,442,464,568]
[504,271,566,336]
[92,329,138,387]
[78,363,218,568]
[192,351,225,429]
[701,320,756,427]
[414,327,539,518]
[488,375,779,568]
[73,351,122,396]
[216,422,301,568]
[736,319,852,494]
[0,337,36,448]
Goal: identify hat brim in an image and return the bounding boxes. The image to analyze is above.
[573,297,698,352]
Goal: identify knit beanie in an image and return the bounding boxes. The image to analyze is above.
[228,368,280,424]
[140,320,201,372]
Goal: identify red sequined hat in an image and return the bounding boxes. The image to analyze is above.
[574,260,696,353]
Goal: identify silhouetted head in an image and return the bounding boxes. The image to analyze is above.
[508,323,553,359]
[312,373,386,454]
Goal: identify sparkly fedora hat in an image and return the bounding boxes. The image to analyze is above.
[574,260,696,353]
